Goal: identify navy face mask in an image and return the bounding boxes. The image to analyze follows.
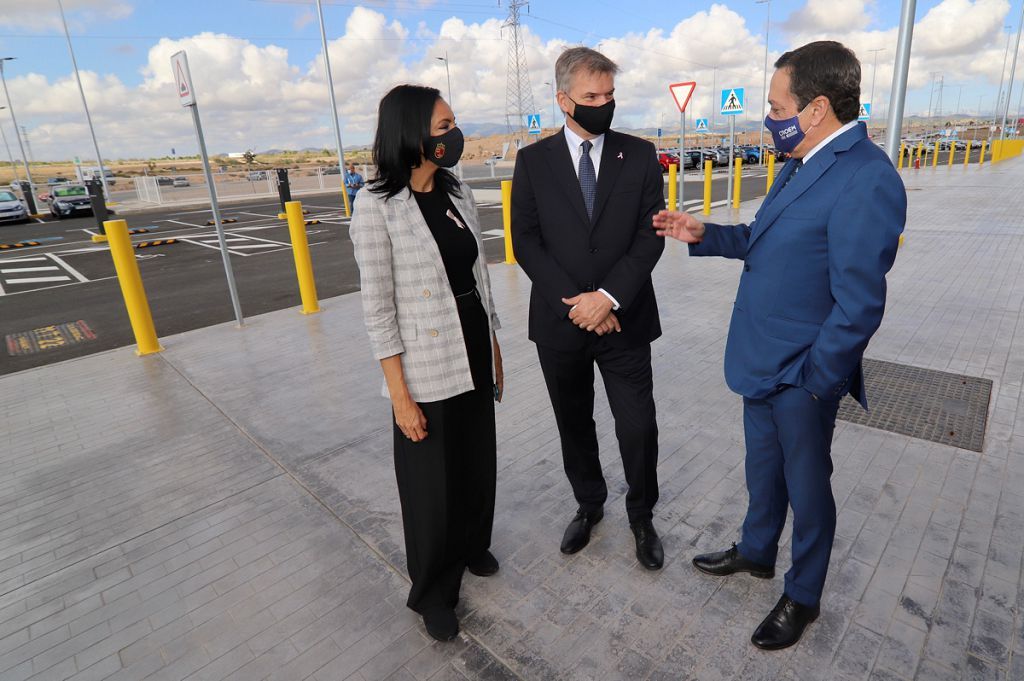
[764,103,812,154]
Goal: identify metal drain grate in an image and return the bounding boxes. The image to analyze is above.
[837,359,992,452]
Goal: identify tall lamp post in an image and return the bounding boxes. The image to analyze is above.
[867,47,885,121]
[755,0,771,164]
[0,106,20,183]
[998,2,1024,143]
[436,51,453,109]
[315,0,351,217]
[0,57,34,199]
[884,0,917,165]
[57,0,109,198]
[544,81,556,128]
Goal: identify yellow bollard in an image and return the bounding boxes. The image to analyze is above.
[932,142,939,168]
[916,142,923,163]
[964,143,971,168]
[979,140,988,165]
[284,201,320,314]
[898,143,905,170]
[501,179,515,265]
[703,160,713,215]
[104,219,162,355]
[340,183,352,218]
[667,163,677,211]
[766,154,776,193]
[732,157,742,209]
[947,143,955,167]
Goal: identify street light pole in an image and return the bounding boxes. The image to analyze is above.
[0,58,34,196]
[756,0,771,164]
[544,81,556,128]
[436,51,452,109]
[867,47,885,121]
[0,107,20,182]
[57,0,110,198]
[998,2,1024,143]
[996,25,1013,123]
[315,0,351,217]
[884,0,917,165]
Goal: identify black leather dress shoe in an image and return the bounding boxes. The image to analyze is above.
[692,543,775,578]
[466,550,499,577]
[422,608,459,642]
[630,519,664,570]
[751,595,820,650]
[560,508,604,554]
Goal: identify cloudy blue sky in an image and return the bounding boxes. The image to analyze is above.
[0,0,1021,159]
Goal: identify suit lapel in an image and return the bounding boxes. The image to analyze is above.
[591,131,624,227]
[544,130,591,229]
[746,150,836,250]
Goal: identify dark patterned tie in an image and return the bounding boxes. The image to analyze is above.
[782,159,803,189]
[579,140,597,220]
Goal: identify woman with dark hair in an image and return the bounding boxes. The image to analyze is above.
[350,84,504,642]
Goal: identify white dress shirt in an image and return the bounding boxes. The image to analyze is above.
[802,120,858,163]
[562,125,620,311]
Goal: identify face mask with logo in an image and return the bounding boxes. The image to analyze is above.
[764,103,813,154]
[425,126,465,168]
[567,97,616,136]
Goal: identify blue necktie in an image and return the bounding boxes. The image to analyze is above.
[579,140,597,220]
[781,159,803,189]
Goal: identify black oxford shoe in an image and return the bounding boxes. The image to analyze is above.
[560,508,604,554]
[751,595,820,650]
[692,543,775,578]
[630,519,664,570]
[422,608,459,642]
[466,550,499,577]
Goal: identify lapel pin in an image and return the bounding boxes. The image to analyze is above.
[617,152,624,160]
[446,208,466,229]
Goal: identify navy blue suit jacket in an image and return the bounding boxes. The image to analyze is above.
[690,123,906,408]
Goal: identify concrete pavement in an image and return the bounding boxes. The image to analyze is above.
[1,157,1023,680]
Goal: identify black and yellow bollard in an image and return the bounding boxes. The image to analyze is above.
[501,180,515,265]
[105,219,162,355]
[284,201,320,314]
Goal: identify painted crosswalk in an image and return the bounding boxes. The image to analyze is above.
[0,253,90,295]
[177,231,294,256]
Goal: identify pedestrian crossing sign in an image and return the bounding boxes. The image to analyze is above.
[859,103,871,120]
[526,114,542,135]
[721,88,744,116]
[695,118,709,132]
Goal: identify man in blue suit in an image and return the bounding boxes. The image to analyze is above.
[654,41,906,650]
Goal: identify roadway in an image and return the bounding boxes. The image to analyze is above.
[0,167,778,375]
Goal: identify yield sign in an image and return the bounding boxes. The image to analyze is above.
[171,50,196,107]
[669,81,696,113]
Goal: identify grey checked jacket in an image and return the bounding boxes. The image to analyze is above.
[350,180,502,403]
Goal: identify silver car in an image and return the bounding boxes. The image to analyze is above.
[0,189,28,224]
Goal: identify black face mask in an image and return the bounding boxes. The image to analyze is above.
[567,97,615,136]
[425,127,464,168]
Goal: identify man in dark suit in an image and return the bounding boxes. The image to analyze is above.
[512,47,666,570]
[655,41,906,648]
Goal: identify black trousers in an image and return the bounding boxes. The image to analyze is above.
[393,292,496,614]
[537,338,659,523]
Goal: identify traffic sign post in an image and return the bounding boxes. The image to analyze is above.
[695,118,709,133]
[526,114,542,136]
[669,81,696,209]
[171,50,244,327]
[721,88,744,210]
[859,103,871,121]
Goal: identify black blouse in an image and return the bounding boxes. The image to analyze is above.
[412,185,478,296]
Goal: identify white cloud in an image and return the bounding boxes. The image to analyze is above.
[0,0,134,31]
[5,0,1023,160]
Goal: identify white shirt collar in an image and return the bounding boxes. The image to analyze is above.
[802,120,858,163]
[563,125,604,178]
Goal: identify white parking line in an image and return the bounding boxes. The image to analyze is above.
[227,244,279,250]
[47,253,89,283]
[0,266,59,273]
[3,276,71,284]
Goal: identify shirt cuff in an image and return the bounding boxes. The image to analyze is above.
[598,288,620,311]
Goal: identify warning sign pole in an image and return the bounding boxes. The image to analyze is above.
[678,109,685,207]
[727,115,735,208]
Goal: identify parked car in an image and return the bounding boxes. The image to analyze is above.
[248,170,269,181]
[738,147,761,164]
[85,168,116,185]
[47,184,93,219]
[0,189,28,224]
[706,148,730,166]
[322,165,341,175]
[657,152,679,172]
[172,176,190,187]
[46,177,70,186]
[156,176,175,186]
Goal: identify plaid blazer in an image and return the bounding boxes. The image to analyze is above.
[350,181,502,403]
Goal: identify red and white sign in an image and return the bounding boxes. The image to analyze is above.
[171,51,196,108]
[669,81,696,113]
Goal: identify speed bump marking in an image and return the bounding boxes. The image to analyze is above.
[135,239,178,249]
[0,241,41,249]
[5,320,96,356]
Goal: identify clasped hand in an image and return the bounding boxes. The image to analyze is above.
[562,291,621,336]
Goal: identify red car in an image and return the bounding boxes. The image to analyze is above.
[657,152,680,172]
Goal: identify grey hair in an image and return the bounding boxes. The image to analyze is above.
[555,47,619,94]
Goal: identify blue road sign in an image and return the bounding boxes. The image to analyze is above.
[526,114,542,135]
[695,118,709,132]
[720,88,744,116]
[859,103,871,121]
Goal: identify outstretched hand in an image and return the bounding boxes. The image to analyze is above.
[653,210,706,243]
